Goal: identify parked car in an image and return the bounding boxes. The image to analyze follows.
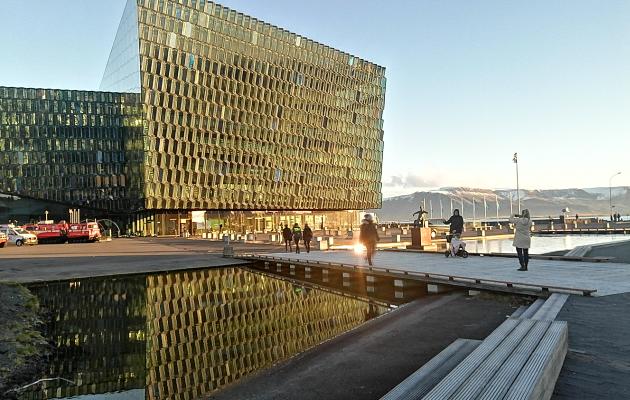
[0,231,7,248]
[0,224,38,246]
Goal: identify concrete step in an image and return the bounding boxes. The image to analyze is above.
[510,305,528,319]
[531,293,569,321]
[449,319,544,400]
[379,338,481,400]
[420,318,521,400]
[503,321,568,400]
[420,319,568,400]
[517,299,545,319]
[476,320,552,399]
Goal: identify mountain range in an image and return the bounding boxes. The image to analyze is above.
[374,187,630,222]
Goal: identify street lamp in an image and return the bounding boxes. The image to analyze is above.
[609,172,622,220]
[513,153,521,214]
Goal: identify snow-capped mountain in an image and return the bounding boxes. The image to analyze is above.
[373,187,630,221]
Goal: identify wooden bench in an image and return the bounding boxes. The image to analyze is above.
[381,295,569,400]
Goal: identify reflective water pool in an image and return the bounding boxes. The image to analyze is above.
[21,267,389,400]
[463,234,629,255]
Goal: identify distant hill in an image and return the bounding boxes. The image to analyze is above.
[373,187,630,221]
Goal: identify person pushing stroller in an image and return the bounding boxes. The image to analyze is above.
[443,209,468,258]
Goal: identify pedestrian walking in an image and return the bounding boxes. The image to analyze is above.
[303,223,313,253]
[510,209,532,271]
[282,224,293,252]
[359,214,379,266]
[292,223,303,254]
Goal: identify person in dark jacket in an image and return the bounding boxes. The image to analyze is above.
[303,224,313,253]
[359,214,379,266]
[443,209,464,234]
[282,224,293,252]
[292,223,303,254]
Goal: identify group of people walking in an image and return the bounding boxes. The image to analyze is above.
[279,208,535,271]
[282,223,313,254]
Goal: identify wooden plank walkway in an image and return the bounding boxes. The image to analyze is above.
[252,251,630,296]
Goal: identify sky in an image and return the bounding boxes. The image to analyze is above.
[1,0,629,198]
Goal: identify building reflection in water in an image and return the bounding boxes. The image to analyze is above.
[23,267,388,399]
[26,277,146,399]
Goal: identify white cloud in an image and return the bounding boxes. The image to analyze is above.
[384,174,438,188]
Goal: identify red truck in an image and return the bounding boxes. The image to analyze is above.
[24,221,69,244]
[67,222,102,243]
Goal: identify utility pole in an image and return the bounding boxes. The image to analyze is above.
[610,172,622,220]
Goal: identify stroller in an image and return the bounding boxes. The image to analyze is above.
[445,233,469,258]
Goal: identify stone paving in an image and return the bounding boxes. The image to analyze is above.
[260,250,630,296]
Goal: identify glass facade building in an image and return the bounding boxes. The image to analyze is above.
[1,0,386,231]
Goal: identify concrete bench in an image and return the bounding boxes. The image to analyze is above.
[510,294,568,322]
[380,339,481,400]
[421,318,568,400]
[383,294,569,400]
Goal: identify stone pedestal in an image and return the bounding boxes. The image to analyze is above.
[409,227,432,249]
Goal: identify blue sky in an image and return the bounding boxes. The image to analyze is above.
[1,0,628,197]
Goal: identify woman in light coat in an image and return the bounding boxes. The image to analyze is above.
[510,209,532,271]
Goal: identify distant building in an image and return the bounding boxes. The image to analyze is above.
[0,0,386,234]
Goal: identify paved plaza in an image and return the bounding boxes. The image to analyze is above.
[0,238,270,283]
[260,250,630,296]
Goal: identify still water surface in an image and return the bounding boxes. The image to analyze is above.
[21,267,389,400]
[464,234,629,254]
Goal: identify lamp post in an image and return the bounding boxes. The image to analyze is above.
[609,171,622,220]
[513,153,521,214]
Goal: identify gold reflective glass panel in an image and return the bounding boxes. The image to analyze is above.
[134,0,386,211]
[22,268,388,399]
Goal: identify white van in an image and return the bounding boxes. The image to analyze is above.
[0,225,38,246]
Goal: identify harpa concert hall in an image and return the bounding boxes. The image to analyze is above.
[0,0,386,236]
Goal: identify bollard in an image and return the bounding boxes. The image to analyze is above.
[222,235,234,257]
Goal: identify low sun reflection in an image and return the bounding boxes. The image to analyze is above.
[353,243,366,255]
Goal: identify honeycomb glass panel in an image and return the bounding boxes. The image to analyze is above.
[136,0,386,211]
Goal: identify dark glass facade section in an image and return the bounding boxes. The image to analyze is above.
[0,86,144,212]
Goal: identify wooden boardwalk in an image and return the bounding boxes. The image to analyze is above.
[255,250,630,296]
